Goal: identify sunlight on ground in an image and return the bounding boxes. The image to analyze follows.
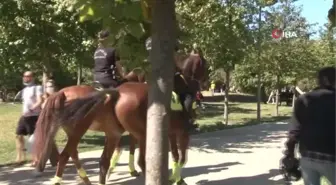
[0,95,292,165]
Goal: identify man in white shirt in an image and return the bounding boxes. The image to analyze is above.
[15,71,43,163]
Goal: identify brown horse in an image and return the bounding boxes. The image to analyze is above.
[108,50,207,183]
[175,50,208,85]
[31,70,144,177]
[33,83,190,185]
[107,52,207,178]
[107,52,208,181]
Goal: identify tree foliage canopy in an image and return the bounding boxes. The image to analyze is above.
[0,0,334,96]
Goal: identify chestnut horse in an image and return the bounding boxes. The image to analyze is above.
[33,80,193,185]
[109,51,207,183]
[107,52,208,179]
[107,52,208,181]
[32,70,144,180]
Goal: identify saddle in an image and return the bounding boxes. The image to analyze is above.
[94,80,196,112]
[92,81,118,91]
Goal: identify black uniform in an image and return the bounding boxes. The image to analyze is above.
[285,86,335,160]
[280,67,336,184]
[174,72,198,131]
[93,46,121,88]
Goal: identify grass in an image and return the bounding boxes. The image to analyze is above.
[0,98,292,166]
[0,103,107,166]
[195,101,292,132]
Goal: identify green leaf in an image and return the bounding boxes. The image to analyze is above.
[87,7,94,16]
[122,2,142,20]
[258,0,278,7]
[79,15,87,22]
[126,23,145,39]
[78,5,95,22]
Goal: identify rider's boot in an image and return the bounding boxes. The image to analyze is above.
[181,112,194,133]
[182,98,198,132]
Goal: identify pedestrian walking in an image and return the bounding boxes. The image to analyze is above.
[15,71,43,164]
[281,66,335,185]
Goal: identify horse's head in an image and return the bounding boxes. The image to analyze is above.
[175,53,207,89]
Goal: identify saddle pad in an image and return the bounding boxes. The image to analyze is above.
[171,91,183,111]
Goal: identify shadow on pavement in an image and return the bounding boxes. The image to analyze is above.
[183,162,242,177]
[109,162,243,185]
[0,122,290,185]
[196,169,284,185]
[190,122,290,153]
[0,161,243,185]
[0,157,128,185]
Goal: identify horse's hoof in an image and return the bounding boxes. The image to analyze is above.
[81,177,92,185]
[130,170,140,177]
[32,170,43,178]
[169,179,175,185]
[176,178,187,185]
[76,176,91,185]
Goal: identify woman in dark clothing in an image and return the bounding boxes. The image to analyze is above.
[93,30,125,88]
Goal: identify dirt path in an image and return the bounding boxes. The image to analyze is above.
[0,121,302,185]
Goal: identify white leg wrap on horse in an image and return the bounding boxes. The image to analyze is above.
[51,175,62,184]
[129,154,136,172]
[175,162,185,182]
[110,150,122,170]
[170,162,177,180]
[77,167,87,178]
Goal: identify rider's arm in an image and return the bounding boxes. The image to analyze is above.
[114,50,124,78]
[115,61,124,78]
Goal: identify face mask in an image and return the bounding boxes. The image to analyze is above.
[23,82,33,86]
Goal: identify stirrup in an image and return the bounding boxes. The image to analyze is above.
[92,81,104,91]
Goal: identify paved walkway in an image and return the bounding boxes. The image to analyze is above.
[0,121,302,185]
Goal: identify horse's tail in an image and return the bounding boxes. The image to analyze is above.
[56,88,120,127]
[33,91,66,172]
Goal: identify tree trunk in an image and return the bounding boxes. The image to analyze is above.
[256,5,262,122]
[0,89,7,102]
[0,91,3,102]
[77,60,82,85]
[327,23,335,53]
[292,91,296,108]
[42,49,52,92]
[42,72,49,92]
[145,1,176,185]
[223,71,230,125]
[257,74,262,119]
[275,75,280,116]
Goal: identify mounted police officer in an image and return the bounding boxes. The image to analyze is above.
[94,30,126,88]
[281,66,335,185]
[146,37,198,132]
